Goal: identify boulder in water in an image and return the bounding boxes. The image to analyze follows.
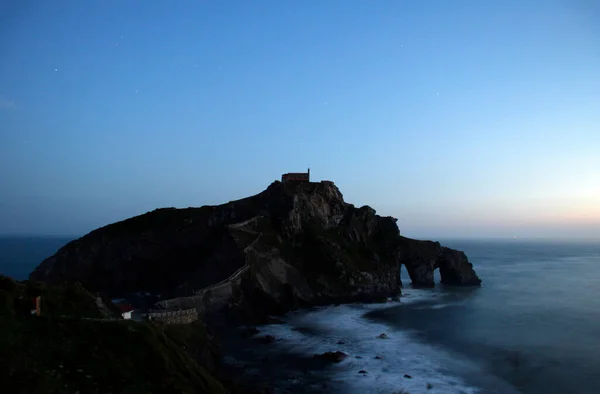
[314,351,348,363]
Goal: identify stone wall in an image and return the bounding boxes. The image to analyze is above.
[154,216,260,315]
[145,308,198,324]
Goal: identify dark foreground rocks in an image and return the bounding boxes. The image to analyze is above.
[259,335,277,344]
[314,351,348,363]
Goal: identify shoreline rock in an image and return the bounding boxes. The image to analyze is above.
[314,351,348,363]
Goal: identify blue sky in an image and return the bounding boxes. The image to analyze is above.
[0,0,599,239]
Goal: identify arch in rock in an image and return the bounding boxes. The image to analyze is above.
[399,239,481,288]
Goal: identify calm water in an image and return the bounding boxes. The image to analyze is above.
[379,238,600,393]
[3,237,600,393]
[0,236,72,280]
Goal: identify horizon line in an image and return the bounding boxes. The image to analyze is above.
[1,233,599,243]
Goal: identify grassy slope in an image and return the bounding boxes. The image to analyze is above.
[0,318,227,394]
[0,276,228,394]
[0,275,109,319]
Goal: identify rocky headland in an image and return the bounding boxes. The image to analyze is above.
[30,180,480,323]
[23,179,481,392]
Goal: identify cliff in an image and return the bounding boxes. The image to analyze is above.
[30,181,481,321]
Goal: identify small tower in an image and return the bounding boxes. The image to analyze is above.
[32,296,41,316]
[307,167,310,181]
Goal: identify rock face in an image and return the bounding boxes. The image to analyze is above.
[30,181,481,320]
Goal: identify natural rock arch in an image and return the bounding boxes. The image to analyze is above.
[398,238,481,287]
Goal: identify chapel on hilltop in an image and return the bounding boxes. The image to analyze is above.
[281,168,310,184]
[281,168,334,186]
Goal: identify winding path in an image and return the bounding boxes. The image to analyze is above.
[155,216,265,310]
[195,216,263,294]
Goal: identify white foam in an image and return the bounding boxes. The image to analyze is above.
[412,302,454,310]
[255,295,484,394]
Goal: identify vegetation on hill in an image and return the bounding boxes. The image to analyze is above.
[0,275,228,394]
[0,275,116,318]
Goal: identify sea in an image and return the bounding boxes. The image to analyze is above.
[0,236,74,281]
[2,237,599,393]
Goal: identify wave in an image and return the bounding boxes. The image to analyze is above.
[242,290,510,394]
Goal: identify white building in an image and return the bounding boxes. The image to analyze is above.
[118,304,134,320]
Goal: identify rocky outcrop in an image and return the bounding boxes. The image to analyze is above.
[30,181,481,321]
[314,351,348,363]
[398,238,482,287]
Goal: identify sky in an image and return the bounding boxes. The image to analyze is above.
[0,0,599,240]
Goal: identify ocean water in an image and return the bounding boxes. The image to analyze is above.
[228,239,600,393]
[2,237,600,393]
[0,236,73,280]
